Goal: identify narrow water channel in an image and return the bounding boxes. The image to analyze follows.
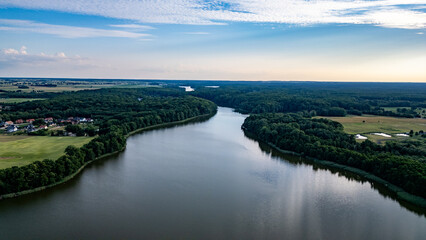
[0,107,425,239]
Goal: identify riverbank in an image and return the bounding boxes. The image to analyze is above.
[242,128,426,209]
[0,112,216,200]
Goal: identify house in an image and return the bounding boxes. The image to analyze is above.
[44,117,54,122]
[26,124,36,133]
[26,119,35,123]
[15,119,24,124]
[6,125,18,133]
[5,121,13,126]
[39,125,48,130]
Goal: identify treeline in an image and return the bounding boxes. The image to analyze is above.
[0,88,199,121]
[0,88,217,195]
[242,113,426,198]
[193,83,426,117]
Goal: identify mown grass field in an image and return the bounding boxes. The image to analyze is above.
[0,135,93,169]
[0,98,46,103]
[320,115,426,134]
[318,115,426,144]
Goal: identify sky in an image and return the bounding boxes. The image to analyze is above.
[0,0,425,82]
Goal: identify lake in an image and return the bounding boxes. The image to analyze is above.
[0,107,425,239]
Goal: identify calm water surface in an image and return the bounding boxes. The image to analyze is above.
[0,107,425,239]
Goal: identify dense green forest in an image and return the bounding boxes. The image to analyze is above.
[0,88,217,195]
[193,83,426,117]
[1,80,426,200]
[242,113,426,198]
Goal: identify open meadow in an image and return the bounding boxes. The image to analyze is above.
[0,135,93,169]
[321,115,426,134]
[319,115,426,144]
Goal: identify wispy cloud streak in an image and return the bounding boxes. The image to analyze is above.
[0,0,425,29]
[0,19,152,38]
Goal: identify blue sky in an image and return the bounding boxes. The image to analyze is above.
[0,1,425,82]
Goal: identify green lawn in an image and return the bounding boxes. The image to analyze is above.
[0,135,93,169]
[317,115,426,144]
[320,115,426,134]
[0,98,46,103]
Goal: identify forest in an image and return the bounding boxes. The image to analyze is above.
[192,82,426,118]
[1,80,425,200]
[242,113,426,198]
[0,88,217,195]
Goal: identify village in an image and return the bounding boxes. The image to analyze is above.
[0,116,94,136]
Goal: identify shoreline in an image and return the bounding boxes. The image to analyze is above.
[0,112,216,200]
[243,129,426,210]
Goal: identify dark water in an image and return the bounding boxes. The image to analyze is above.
[0,107,425,240]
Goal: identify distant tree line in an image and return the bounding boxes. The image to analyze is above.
[0,88,217,195]
[192,84,426,118]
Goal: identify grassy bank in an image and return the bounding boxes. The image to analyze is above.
[0,136,94,169]
[0,112,215,200]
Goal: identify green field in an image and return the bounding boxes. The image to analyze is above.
[0,135,93,169]
[318,115,426,144]
[0,98,46,103]
[320,115,426,134]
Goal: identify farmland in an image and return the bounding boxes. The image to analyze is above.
[318,115,426,144]
[0,135,93,169]
[320,115,426,134]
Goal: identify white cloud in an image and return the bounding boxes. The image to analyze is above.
[109,24,155,31]
[0,0,425,29]
[0,19,152,38]
[0,46,104,76]
[2,48,20,55]
[184,32,210,35]
[1,46,82,64]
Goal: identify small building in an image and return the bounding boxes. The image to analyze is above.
[26,119,35,123]
[15,119,24,124]
[39,125,48,130]
[6,125,18,133]
[44,117,54,122]
[26,124,36,133]
[5,121,13,126]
